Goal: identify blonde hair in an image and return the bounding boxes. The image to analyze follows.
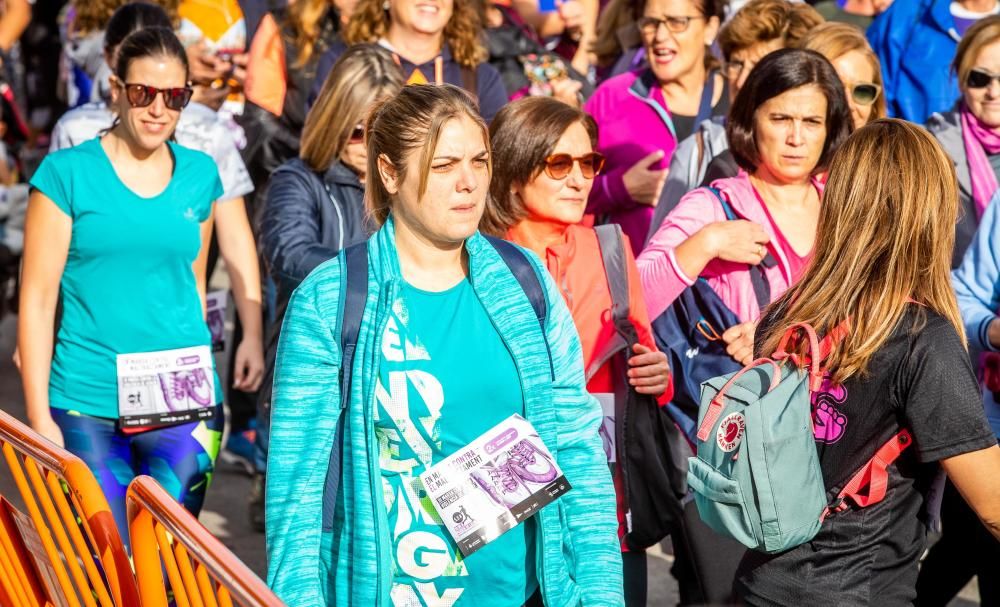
[801,22,887,123]
[954,15,1000,92]
[366,84,489,225]
[300,44,404,173]
[287,0,335,68]
[758,119,965,383]
[345,0,487,68]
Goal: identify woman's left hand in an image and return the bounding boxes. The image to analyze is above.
[627,343,671,396]
[232,337,265,392]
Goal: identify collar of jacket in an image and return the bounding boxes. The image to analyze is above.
[323,160,363,188]
[928,0,961,40]
[927,109,973,197]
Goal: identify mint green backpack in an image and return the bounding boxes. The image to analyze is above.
[687,323,912,554]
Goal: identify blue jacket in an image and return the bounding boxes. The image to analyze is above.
[868,0,961,123]
[258,157,371,405]
[951,192,1000,437]
[265,217,623,606]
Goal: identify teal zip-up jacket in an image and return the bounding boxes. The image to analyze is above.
[266,216,623,606]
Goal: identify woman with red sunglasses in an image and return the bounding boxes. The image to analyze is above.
[480,96,672,607]
[18,27,224,537]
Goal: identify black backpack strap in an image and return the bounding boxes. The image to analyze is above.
[704,186,773,312]
[484,235,554,380]
[594,224,632,333]
[322,242,368,531]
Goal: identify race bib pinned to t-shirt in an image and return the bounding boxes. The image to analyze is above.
[116,345,215,430]
[419,414,571,557]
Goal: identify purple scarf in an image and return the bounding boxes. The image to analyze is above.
[962,104,1000,218]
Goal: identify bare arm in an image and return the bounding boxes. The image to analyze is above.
[0,0,30,53]
[941,444,1000,541]
[214,197,264,391]
[18,192,70,446]
[193,208,215,317]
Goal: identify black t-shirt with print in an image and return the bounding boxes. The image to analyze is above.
[737,307,997,606]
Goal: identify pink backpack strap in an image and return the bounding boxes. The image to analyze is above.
[822,430,913,520]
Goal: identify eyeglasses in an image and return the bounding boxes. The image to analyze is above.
[637,15,706,37]
[349,124,365,143]
[121,82,193,111]
[721,60,747,80]
[850,83,881,106]
[543,152,606,180]
[966,68,1000,89]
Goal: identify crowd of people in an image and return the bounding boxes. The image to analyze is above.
[3,0,1000,605]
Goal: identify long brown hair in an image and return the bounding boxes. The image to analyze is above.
[758,119,965,383]
[301,44,403,173]
[287,0,336,68]
[345,0,488,68]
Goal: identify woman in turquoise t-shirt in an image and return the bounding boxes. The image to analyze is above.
[18,27,224,536]
[267,84,622,606]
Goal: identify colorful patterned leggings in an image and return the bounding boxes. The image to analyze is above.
[51,406,224,538]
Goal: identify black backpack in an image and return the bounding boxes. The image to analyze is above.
[593,224,688,549]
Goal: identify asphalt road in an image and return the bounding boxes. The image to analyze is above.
[0,305,980,605]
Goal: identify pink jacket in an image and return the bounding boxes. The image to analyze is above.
[637,172,823,322]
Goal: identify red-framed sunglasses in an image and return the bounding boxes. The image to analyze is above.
[543,152,606,180]
[121,81,193,111]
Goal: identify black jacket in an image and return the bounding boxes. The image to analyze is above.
[258,157,371,403]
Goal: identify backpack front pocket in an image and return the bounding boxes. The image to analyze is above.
[687,456,759,549]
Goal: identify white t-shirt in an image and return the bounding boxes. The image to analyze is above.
[49,101,253,202]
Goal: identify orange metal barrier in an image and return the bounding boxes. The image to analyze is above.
[0,409,140,607]
[126,476,284,607]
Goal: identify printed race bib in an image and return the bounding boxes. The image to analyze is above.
[419,414,571,557]
[116,345,216,429]
[206,290,228,352]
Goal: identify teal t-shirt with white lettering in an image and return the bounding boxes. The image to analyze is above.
[375,277,539,607]
[29,137,224,419]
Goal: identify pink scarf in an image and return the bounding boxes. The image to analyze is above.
[961,104,1000,218]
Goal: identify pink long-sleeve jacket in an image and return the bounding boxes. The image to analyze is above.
[637,172,823,322]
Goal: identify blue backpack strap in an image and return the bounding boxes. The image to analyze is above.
[703,187,774,312]
[484,235,554,380]
[322,242,368,532]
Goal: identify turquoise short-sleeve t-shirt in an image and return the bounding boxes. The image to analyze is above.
[29,137,224,419]
[375,277,539,607]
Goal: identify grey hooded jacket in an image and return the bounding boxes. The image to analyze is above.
[927,110,982,268]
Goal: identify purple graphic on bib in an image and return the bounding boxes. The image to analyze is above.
[470,438,559,507]
[159,368,213,411]
[811,377,848,444]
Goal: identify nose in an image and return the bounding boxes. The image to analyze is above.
[988,78,1000,99]
[787,120,805,146]
[456,160,479,193]
[565,161,585,190]
[147,91,167,117]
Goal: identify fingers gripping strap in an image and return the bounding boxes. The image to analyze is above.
[704,187,772,311]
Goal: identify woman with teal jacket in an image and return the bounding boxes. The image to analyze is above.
[266,83,622,606]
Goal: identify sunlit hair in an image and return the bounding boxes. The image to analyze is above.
[366,84,489,225]
[345,0,488,68]
[757,119,965,383]
[727,48,853,174]
[954,15,1000,92]
[718,0,823,61]
[801,22,887,123]
[287,0,337,68]
[301,44,404,173]
[103,3,173,56]
[481,97,598,236]
[73,0,179,36]
[593,0,724,68]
